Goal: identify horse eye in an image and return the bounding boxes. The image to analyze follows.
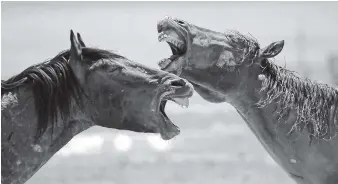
[176,20,185,24]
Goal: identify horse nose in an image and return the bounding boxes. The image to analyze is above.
[164,78,194,98]
[157,23,163,33]
[157,16,171,33]
[168,79,186,87]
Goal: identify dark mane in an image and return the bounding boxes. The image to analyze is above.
[1,48,124,138]
[223,30,261,71]
[224,30,338,141]
[258,60,338,141]
[225,30,260,49]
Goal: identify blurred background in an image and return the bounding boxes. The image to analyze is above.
[1,2,338,184]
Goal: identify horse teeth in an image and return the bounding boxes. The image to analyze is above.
[158,34,169,42]
[158,58,165,65]
[158,59,165,66]
[166,38,184,49]
[159,37,168,42]
[171,97,189,108]
[158,58,172,69]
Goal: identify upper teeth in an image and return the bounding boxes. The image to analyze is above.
[158,32,169,41]
[171,97,189,108]
[158,32,184,50]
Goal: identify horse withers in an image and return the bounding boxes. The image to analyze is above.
[1,30,194,184]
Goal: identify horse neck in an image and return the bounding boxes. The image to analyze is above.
[227,64,302,153]
[1,84,92,184]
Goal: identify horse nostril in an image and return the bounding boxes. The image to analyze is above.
[169,79,186,87]
[157,24,163,33]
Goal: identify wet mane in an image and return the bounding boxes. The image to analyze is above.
[1,48,124,138]
[225,30,338,141]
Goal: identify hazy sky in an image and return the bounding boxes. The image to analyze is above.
[2,1,338,103]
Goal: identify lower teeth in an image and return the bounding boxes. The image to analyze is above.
[158,58,172,69]
[171,97,189,108]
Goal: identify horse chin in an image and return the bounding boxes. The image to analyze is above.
[158,100,180,140]
[159,122,180,141]
[155,81,192,140]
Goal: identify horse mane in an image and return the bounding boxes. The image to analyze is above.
[258,61,338,141]
[225,30,338,141]
[1,48,124,138]
[225,30,260,51]
[223,30,261,71]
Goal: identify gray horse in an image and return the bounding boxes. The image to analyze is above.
[1,30,194,184]
[156,16,338,184]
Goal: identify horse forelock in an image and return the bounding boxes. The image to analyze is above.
[224,30,260,54]
[222,30,261,69]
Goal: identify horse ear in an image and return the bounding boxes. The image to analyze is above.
[77,32,86,47]
[69,29,83,61]
[259,40,284,59]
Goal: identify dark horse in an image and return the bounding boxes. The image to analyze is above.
[156,16,338,184]
[1,30,194,184]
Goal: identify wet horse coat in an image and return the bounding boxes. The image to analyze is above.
[156,16,338,184]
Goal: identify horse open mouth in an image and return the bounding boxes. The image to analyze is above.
[157,84,191,140]
[157,30,187,70]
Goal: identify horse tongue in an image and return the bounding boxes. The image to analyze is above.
[171,97,189,108]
